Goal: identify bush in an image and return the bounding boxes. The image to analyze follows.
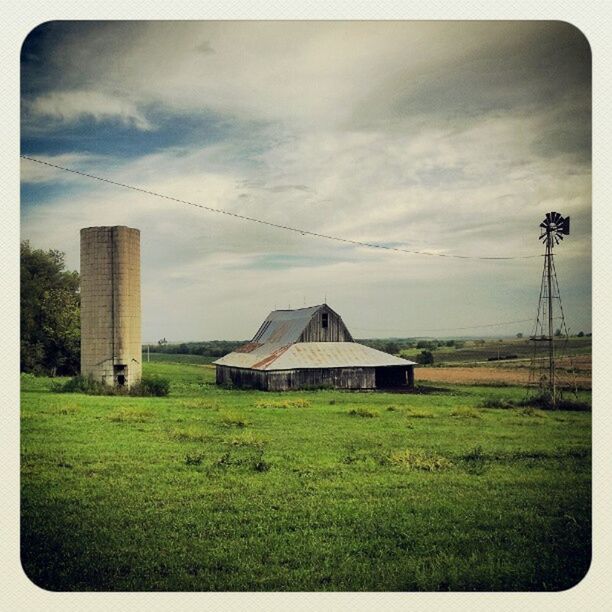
[55,374,110,395]
[131,375,170,397]
[416,350,434,365]
[55,374,170,397]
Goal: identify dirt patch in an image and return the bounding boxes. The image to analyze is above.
[415,366,591,388]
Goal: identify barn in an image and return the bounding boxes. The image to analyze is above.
[214,304,416,391]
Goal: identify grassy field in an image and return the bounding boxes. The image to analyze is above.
[21,361,591,591]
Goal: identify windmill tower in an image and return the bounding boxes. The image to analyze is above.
[528,212,572,407]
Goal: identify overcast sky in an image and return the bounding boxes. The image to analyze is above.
[20,21,591,341]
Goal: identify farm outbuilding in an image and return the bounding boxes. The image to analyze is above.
[214,304,416,391]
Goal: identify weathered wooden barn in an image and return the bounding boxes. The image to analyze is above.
[214,304,416,391]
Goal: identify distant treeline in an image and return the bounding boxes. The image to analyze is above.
[146,341,248,358]
[145,338,452,358]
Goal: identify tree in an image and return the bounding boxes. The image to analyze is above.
[383,341,400,355]
[554,328,562,337]
[577,331,584,337]
[416,340,434,350]
[516,332,523,338]
[21,241,80,375]
[415,350,434,365]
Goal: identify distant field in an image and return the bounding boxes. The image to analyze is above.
[402,337,592,366]
[21,360,591,591]
[407,337,592,389]
[415,363,591,389]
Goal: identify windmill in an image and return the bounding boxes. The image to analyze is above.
[528,212,575,407]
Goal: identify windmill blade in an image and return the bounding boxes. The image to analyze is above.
[545,212,552,223]
[540,221,549,229]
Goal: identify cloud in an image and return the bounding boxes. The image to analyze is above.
[20,21,592,340]
[20,152,104,184]
[26,90,152,130]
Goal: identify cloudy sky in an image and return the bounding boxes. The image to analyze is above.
[20,21,591,341]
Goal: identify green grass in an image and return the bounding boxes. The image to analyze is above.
[20,361,591,591]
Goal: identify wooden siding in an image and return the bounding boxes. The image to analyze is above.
[299,304,353,343]
[266,367,375,391]
[216,366,267,390]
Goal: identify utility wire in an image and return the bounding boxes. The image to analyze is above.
[21,155,540,261]
[352,317,548,334]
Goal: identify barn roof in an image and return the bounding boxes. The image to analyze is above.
[250,305,323,346]
[213,341,416,371]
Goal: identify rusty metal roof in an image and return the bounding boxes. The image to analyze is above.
[251,305,322,345]
[214,342,416,371]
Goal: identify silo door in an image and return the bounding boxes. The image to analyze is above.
[114,364,127,386]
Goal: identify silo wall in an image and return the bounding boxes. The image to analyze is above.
[80,226,141,388]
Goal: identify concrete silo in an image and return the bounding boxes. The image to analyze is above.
[80,226,141,388]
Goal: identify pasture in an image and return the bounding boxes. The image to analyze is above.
[21,360,591,591]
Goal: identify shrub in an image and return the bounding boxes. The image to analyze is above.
[416,350,434,365]
[55,374,170,397]
[389,449,453,471]
[55,374,111,395]
[130,375,170,397]
[519,392,590,412]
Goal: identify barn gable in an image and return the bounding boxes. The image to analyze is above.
[250,304,352,346]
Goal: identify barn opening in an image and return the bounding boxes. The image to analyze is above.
[375,366,409,388]
[322,312,329,328]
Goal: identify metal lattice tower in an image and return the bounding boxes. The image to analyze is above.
[528,212,576,407]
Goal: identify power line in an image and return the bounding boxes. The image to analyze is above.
[352,317,545,334]
[21,155,540,261]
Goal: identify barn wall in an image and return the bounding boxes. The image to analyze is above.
[299,305,353,342]
[266,367,375,391]
[216,365,414,391]
[216,366,268,390]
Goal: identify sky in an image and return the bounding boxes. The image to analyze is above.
[20,21,592,341]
